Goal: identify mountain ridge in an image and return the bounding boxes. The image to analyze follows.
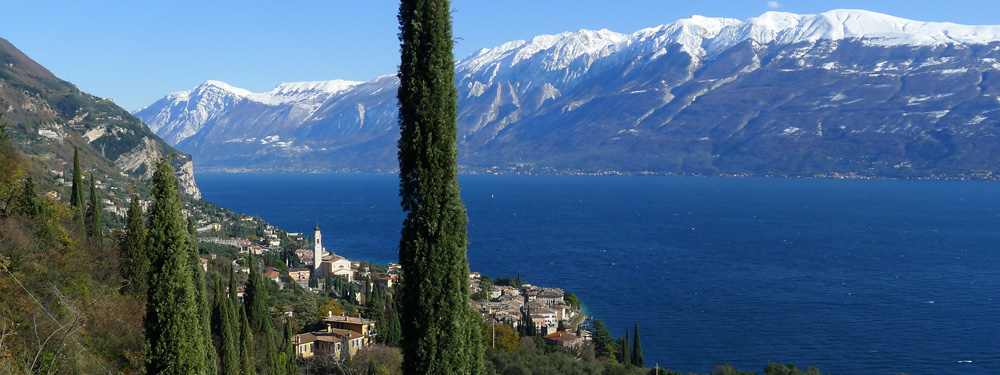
[137,9,1000,178]
[0,36,202,200]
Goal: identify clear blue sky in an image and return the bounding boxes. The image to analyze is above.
[3,1,999,111]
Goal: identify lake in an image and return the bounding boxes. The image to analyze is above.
[196,173,1000,374]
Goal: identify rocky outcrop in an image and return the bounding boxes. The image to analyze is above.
[176,158,201,200]
[114,136,202,199]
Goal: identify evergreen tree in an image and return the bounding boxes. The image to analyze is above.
[632,322,644,367]
[189,218,218,375]
[143,156,206,374]
[384,302,402,348]
[397,0,483,372]
[69,146,83,213]
[282,317,297,375]
[69,146,84,217]
[215,277,239,375]
[244,263,272,334]
[120,195,148,297]
[239,305,256,375]
[229,267,240,325]
[85,173,104,241]
[365,282,388,343]
[591,320,616,359]
[16,175,42,217]
[620,328,631,366]
[264,330,279,375]
[518,302,537,337]
[556,320,565,333]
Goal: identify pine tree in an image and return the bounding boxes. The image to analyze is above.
[70,146,84,226]
[397,0,482,373]
[244,263,272,334]
[591,320,616,360]
[632,322,644,367]
[239,305,256,375]
[143,156,206,374]
[120,195,148,298]
[85,173,104,241]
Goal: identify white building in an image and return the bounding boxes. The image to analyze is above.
[311,224,354,282]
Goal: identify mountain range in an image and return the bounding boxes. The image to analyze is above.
[137,9,1000,178]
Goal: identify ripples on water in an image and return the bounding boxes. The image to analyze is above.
[197,173,1000,374]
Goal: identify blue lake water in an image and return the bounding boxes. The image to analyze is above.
[196,173,1000,374]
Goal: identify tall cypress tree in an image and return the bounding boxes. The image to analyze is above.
[239,304,256,375]
[85,173,104,241]
[188,218,217,374]
[632,322,644,367]
[16,175,42,217]
[229,268,240,326]
[120,195,148,297]
[385,303,402,348]
[215,277,239,375]
[244,263,272,334]
[282,317,297,375]
[70,146,84,225]
[620,328,631,366]
[143,156,205,374]
[397,0,482,373]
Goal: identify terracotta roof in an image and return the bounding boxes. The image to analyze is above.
[323,315,375,325]
[543,331,581,341]
[294,328,362,344]
[264,271,280,279]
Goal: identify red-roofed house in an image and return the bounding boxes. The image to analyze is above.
[543,331,583,349]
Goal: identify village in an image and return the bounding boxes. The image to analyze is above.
[193,220,591,360]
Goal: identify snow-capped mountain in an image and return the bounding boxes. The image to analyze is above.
[136,10,1000,176]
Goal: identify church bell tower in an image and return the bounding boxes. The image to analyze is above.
[313,223,323,273]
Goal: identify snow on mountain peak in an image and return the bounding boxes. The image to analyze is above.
[196,80,253,97]
[249,79,362,105]
[457,28,627,74]
[703,9,1000,55]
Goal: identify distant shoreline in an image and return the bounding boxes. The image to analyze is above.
[193,168,1000,181]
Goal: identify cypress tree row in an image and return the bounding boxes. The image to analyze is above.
[143,156,206,374]
[397,0,482,373]
[188,218,217,374]
[120,195,148,297]
[632,322,644,367]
